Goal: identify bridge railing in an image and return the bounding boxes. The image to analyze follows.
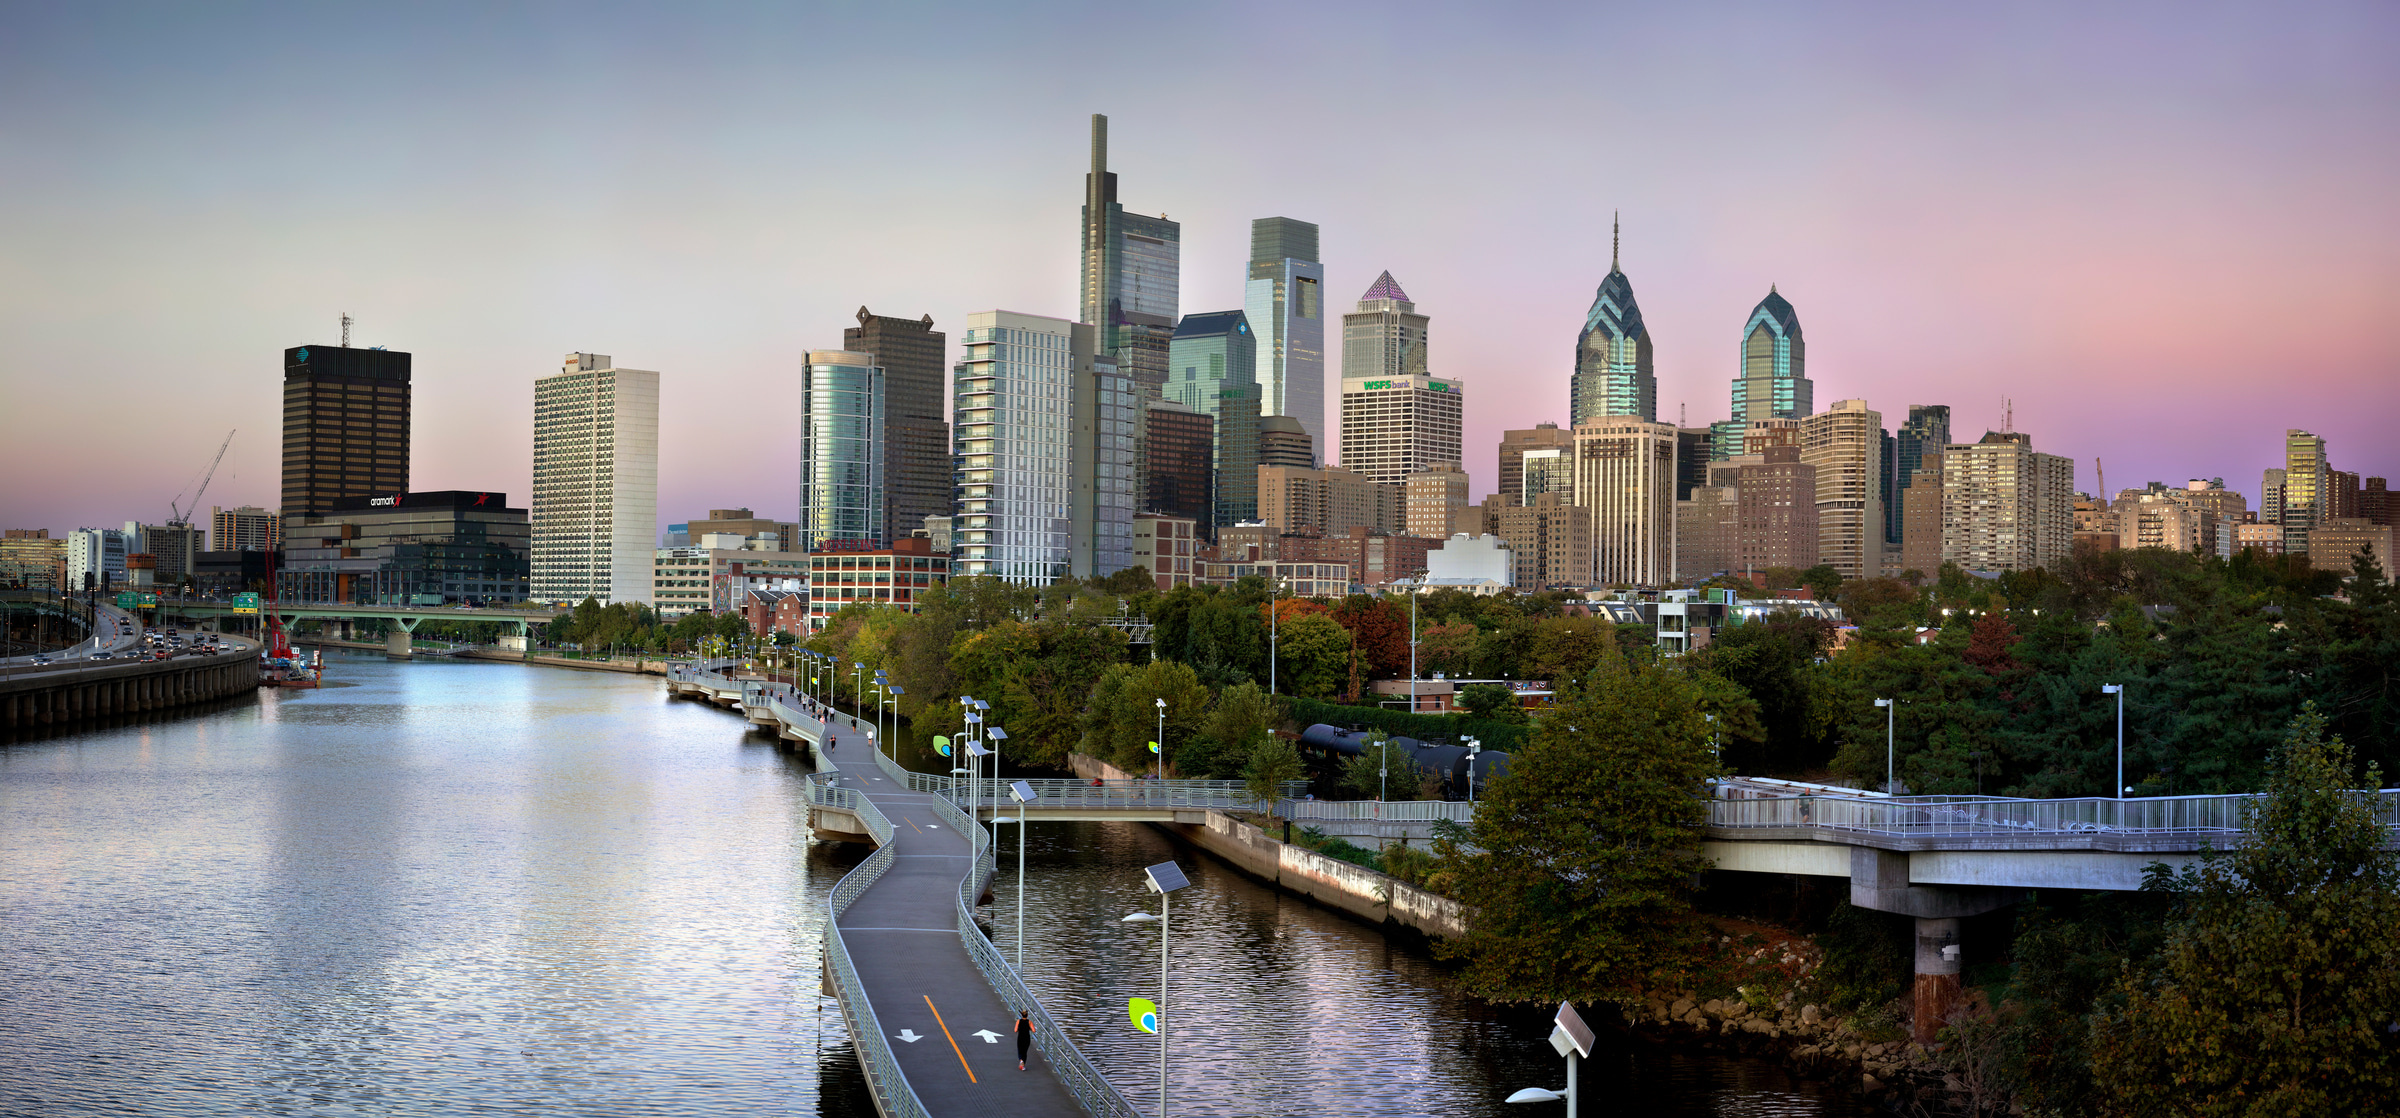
[1708,788,2400,837]
[817,773,932,1118]
[1275,798,1476,824]
[913,775,1301,814]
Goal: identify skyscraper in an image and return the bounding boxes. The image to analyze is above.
[1143,399,1215,530]
[281,342,410,518]
[843,308,949,547]
[1080,114,1179,400]
[1941,431,2074,573]
[1892,405,1950,549]
[2281,429,2329,556]
[1498,424,1575,506]
[1339,370,1462,486]
[952,311,1133,584]
[1739,446,1820,573]
[532,353,659,604]
[1571,218,1656,424]
[1342,272,1429,384]
[1166,310,1258,531]
[1258,416,1313,470]
[797,350,886,550]
[1801,399,1885,580]
[1244,217,1325,452]
[1726,288,1812,456]
[1572,418,1678,586]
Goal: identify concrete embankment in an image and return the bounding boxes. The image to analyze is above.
[0,648,261,731]
[456,649,669,674]
[1067,752,1471,941]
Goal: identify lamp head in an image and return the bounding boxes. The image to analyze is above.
[1142,861,1191,895]
[2101,683,2123,694]
[1873,698,1893,708]
[1008,780,1037,803]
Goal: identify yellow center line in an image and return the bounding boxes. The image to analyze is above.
[924,995,976,1083]
[907,819,923,833]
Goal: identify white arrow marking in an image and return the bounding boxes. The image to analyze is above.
[895,1029,924,1043]
[972,1029,1004,1044]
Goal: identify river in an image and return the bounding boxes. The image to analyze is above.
[0,652,1871,1117]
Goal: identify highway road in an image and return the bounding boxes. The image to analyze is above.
[1,604,256,679]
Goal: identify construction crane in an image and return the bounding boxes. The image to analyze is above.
[169,429,237,528]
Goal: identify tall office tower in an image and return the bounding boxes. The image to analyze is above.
[1571,418,1678,587]
[1800,399,1885,580]
[1675,481,1740,580]
[1495,492,1593,590]
[1167,310,1257,532]
[1941,431,2075,572]
[1343,271,1429,381]
[2280,430,2329,556]
[1256,464,1401,537]
[211,505,279,552]
[1522,447,1572,504]
[1244,217,1326,452]
[1707,418,1745,463]
[2330,470,2362,520]
[1571,220,1656,424]
[1738,445,1820,574]
[1676,427,1715,500]
[2363,477,2393,527]
[1498,424,1575,506]
[1900,452,1945,578]
[1340,369,1463,486]
[953,312,1132,584]
[1404,462,1470,539]
[126,522,201,581]
[1258,416,1314,470]
[1725,288,1812,456]
[1880,429,1897,548]
[1143,399,1216,530]
[1080,114,1179,399]
[532,353,660,604]
[281,342,410,518]
[1891,405,1951,550]
[2261,468,2286,525]
[843,308,950,546]
[67,527,129,591]
[796,350,887,550]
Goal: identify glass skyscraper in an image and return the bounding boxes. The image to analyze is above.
[797,350,886,550]
[952,312,1132,584]
[1727,288,1812,455]
[1572,220,1655,424]
[1080,114,1179,400]
[1243,217,1325,455]
[1167,310,1259,530]
[1891,405,1951,549]
[1341,271,1428,381]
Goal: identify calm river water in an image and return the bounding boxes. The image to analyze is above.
[1,653,1870,1117]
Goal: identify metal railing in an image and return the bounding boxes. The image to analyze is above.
[819,773,932,1118]
[913,775,1299,814]
[1705,788,2400,838]
[1276,798,1476,824]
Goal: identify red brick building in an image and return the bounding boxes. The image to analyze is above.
[746,589,810,639]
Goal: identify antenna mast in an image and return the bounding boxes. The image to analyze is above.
[2003,396,2013,433]
[341,313,353,348]
[2097,457,2105,500]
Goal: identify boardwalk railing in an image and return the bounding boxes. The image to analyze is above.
[1705,788,2400,838]
[1275,798,1476,824]
[912,774,1301,813]
[816,774,932,1118]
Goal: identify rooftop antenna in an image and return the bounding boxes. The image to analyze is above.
[2097,457,2105,500]
[341,313,353,348]
[2003,396,2013,433]
[1611,211,1620,272]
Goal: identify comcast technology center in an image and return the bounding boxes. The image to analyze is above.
[798,350,885,549]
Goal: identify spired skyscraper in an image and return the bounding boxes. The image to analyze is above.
[1571,217,1656,424]
[1244,217,1325,456]
[1080,114,1179,400]
[1720,288,1813,457]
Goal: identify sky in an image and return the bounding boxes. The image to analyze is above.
[3,1,2396,537]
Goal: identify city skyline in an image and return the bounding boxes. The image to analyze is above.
[3,4,2396,534]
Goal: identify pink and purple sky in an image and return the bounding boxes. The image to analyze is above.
[3,2,2394,536]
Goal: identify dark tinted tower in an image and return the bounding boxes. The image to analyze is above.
[281,344,410,518]
[845,308,951,545]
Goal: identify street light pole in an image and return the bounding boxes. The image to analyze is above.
[1121,862,1190,1118]
[2102,683,2124,799]
[1007,780,1037,975]
[1154,696,1165,780]
[1873,698,1895,794]
[1267,579,1279,697]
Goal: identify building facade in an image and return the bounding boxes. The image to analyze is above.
[1571,221,1655,424]
[1143,399,1216,529]
[805,537,949,629]
[2280,429,2329,557]
[0,531,67,592]
[1498,423,1575,507]
[1572,418,1678,587]
[798,350,887,549]
[1339,371,1463,486]
[1675,481,1740,580]
[1495,491,1592,590]
[1941,432,2075,572]
[1738,446,1820,573]
[1900,451,1946,578]
[281,490,532,605]
[1244,217,1325,452]
[1279,527,1437,587]
[1166,310,1255,531]
[1800,399,1885,580]
[842,308,950,546]
[281,343,410,518]
[211,505,279,553]
[1340,270,1429,391]
[532,353,660,605]
[1726,289,1811,457]
[1892,405,1951,553]
[1258,416,1313,469]
[2308,519,2396,575]
[1132,512,1198,590]
[1404,462,1471,540]
[1257,464,1401,539]
[952,311,1133,584]
[1080,114,1179,401]
[67,527,129,592]
[652,539,808,619]
[1424,533,1512,587]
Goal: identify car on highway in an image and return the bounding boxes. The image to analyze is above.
[89,652,110,661]
[32,655,52,665]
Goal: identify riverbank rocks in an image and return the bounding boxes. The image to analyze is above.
[1799,1004,1823,1027]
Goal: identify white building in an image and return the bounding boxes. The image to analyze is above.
[1800,399,1885,580]
[651,534,808,620]
[952,311,1133,584]
[532,352,660,605]
[1423,532,1512,587]
[1573,417,1679,587]
[67,527,130,591]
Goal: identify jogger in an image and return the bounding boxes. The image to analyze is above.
[1015,1010,1033,1070]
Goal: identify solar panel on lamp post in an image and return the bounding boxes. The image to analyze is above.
[1120,861,1191,1118]
[2101,684,2124,801]
[1006,779,1037,975]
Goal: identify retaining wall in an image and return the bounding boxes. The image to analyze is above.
[0,649,261,731]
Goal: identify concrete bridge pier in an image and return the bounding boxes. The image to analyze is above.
[386,616,418,657]
[1848,848,2018,1043]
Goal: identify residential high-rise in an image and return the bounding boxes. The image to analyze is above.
[843,308,950,546]
[210,505,279,552]
[1738,446,1820,574]
[1726,288,1811,456]
[1244,218,1325,451]
[1404,462,1470,539]
[1341,270,1429,389]
[2363,477,2393,527]
[532,353,660,605]
[797,350,887,550]
[2261,468,2287,525]
[125,521,201,582]
[1900,452,1946,578]
[1080,114,1179,400]
[1167,310,1257,532]
[1258,416,1313,470]
[1498,424,1574,508]
[1257,464,1400,538]
[1801,399,1885,580]
[1892,405,1951,551]
[2280,430,2329,556]
[281,342,410,518]
[1494,491,1592,590]
[1340,367,1462,487]
[952,311,1133,584]
[1571,418,1678,586]
[1675,479,1740,580]
[2330,469,2362,521]
[67,527,129,592]
[1571,218,1656,424]
[1143,399,1216,530]
[1941,431,2074,572]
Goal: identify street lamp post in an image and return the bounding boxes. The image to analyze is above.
[1506,1002,1595,1117]
[1407,580,1418,713]
[1154,696,1166,780]
[1267,578,1281,696]
[1006,779,1037,975]
[1463,737,1481,804]
[2101,683,2125,799]
[884,682,904,759]
[1120,861,1192,1118]
[1873,698,1896,795]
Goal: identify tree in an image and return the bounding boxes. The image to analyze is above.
[1077,659,1211,775]
[1175,681,1287,779]
[2089,705,2400,1116]
[1330,595,1411,679]
[1242,734,1306,807]
[1432,656,1717,1003]
[1695,611,1832,775]
[1457,683,1528,725]
[1274,612,1352,699]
